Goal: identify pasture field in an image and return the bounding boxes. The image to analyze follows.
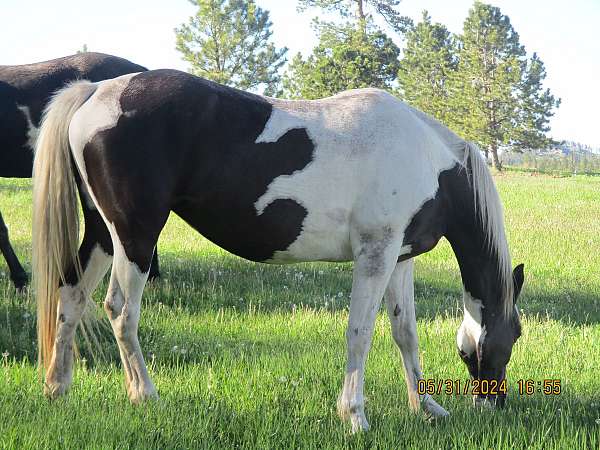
[0,172,599,449]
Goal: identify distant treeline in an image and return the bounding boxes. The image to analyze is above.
[503,151,600,176]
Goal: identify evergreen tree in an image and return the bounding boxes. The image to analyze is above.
[283,0,404,99]
[514,53,560,150]
[450,2,559,170]
[282,23,400,99]
[297,0,412,34]
[175,0,287,95]
[397,11,456,124]
[450,2,523,169]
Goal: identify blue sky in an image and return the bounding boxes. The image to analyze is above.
[3,0,598,147]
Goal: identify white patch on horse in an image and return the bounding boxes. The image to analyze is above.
[255,89,461,263]
[69,73,137,167]
[457,290,485,356]
[81,244,112,291]
[68,73,137,210]
[16,105,39,151]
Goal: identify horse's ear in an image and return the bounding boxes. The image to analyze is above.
[512,263,525,301]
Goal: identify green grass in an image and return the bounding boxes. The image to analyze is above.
[1,172,599,449]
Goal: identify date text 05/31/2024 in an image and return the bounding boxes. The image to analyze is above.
[416,379,562,396]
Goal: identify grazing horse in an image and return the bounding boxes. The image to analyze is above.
[32,70,524,432]
[0,52,160,289]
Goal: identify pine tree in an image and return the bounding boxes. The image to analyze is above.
[175,0,287,95]
[397,11,456,124]
[450,2,524,170]
[514,53,561,150]
[282,23,400,99]
[297,0,412,34]
[450,2,559,170]
[283,0,405,99]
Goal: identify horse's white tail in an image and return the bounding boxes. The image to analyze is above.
[32,80,97,370]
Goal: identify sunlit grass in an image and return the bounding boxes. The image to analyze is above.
[1,172,599,449]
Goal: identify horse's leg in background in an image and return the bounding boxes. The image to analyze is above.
[44,209,113,398]
[147,248,160,281]
[0,210,28,289]
[384,259,449,419]
[103,229,158,403]
[337,228,402,433]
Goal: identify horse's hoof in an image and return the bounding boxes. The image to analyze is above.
[128,384,159,405]
[44,381,69,400]
[350,414,370,433]
[422,396,450,422]
[12,273,28,291]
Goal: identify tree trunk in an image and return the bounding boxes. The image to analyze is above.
[356,0,365,21]
[490,143,503,171]
[356,0,366,34]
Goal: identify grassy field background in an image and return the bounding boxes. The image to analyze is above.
[0,172,599,449]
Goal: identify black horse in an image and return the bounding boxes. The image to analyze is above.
[33,70,523,432]
[0,52,160,288]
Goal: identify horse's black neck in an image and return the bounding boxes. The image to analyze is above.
[443,167,505,319]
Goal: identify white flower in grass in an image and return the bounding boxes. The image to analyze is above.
[337,292,343,298]
[318,270,324,275]
[2,351,9,358]
[279,376,287,383]
[171,345,179,352]
[596,418,600,425]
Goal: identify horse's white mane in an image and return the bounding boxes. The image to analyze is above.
[408,105,514,317]
[461,142,514,318]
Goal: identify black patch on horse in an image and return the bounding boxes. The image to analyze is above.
[398,164,462,261]
[83,70,314,267]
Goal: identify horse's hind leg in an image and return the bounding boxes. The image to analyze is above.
[0,210,28,289]
[103,227,158,403]
[45,209,113,398]
[384,259,449,419]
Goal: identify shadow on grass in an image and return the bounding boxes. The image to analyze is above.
[2,249,600,364]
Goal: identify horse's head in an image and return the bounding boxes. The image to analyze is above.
[457,263,524,408]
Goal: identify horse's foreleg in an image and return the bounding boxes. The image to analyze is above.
[0,210,27,289]
[384,259,449,420]
[337,229,401,433]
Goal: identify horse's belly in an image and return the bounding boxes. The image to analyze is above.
[175,200,353,264]
[266,209,353,263]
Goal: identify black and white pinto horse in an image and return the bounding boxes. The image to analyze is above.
[0,52,159,289]
[32,70,524,432]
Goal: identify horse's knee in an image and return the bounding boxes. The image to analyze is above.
[104,287,124,320]
[391,322,418,349]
